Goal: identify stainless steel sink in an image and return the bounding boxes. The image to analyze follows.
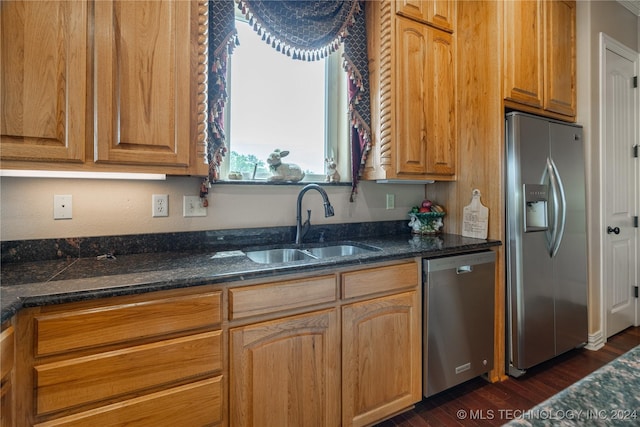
[244,243,381,264]
[308,244,380,258]
[245,248,315,264]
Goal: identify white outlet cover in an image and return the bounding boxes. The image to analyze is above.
[152,194,169,217]
[54,195,73,219]
[183,196,207,217]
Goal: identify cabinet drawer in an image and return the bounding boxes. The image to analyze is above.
[35,290,221,356]
[229,275,337,320]
[35,330,221,415]
[0,326,14,380]
[33,376,223,427]
[342,262,418,299]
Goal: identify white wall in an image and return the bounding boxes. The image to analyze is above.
[576,0,639,341]
[0,176,425,240]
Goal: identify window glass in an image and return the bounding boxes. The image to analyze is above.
[225,18,347,181]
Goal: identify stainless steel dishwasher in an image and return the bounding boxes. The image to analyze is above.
[423,251,495,397]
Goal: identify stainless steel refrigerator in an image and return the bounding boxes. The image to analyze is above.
[505,111,588,377]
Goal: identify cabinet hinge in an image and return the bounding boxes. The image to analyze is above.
[635,286,639,299]
[634,145,639,158]
[634,76,638,88]
[634,216,639,228]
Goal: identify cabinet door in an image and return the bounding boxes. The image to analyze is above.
[230,310,340,427]
[0,1,87,162]
[342,291,421,427]
[503,0,544,109]
[425,27,456,176]
[395,18,455,177]
[396,0,454,31]
[94,0,192,167]
[544,0,576,117]
[1,326,14,427]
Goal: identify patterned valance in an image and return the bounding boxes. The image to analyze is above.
[207,0,370,201]
[238,0,359,60]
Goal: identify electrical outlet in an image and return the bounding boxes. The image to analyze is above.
[152,194,169,217]
[54,195,73,219]
[386,193,395,210]
[183,196,207,217]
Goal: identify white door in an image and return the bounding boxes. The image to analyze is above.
[600,33,639,338]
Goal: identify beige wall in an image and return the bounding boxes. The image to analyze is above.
[0,176,425,240]
[576,0,639,344]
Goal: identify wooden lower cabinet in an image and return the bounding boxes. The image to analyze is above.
[1,323,15,427]
[229,309,341,427]
[14,286,223,426]
[10,260,422,426]
[342,291,422,427]
[228,260,422,427]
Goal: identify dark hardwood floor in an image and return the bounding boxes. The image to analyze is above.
[376,326,640,426]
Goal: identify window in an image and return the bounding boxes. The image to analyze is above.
[223,17,349,182]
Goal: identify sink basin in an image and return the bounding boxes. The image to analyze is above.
[244,243,381,264]
[245,248,315,264]
[308,244,380,258]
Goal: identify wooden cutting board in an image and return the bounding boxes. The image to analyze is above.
[462,189,489,239]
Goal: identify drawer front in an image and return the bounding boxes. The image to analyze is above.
[35,330,221,415]
[33,376,223,427]
[342,261,418,299]
[35,290,222,356]
[0,326,14,380]
[229,275,337,320]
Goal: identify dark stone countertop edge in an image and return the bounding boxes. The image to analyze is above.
[1,234,501,323]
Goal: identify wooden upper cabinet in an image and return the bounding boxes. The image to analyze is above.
[365,0,456,182]
[503,0,576,119]
[544,0,576,117]
[395,17,456,177]
[503,0,544,109]
[395,0,454,32]
[1,0,209,174]
[0,1,87,163]
[94,0,191,167]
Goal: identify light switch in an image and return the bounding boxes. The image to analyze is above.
[386,193,395,210]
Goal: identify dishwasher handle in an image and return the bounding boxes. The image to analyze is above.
[424,251,496,273]
[456,265,473,274]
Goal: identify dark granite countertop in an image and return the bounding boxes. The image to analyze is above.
[1,233,500,323]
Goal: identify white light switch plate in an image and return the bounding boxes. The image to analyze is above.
[385,193,395,210]
[183,196,207,217]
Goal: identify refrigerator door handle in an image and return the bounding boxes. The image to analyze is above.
[542,158,566,258]
[548,158,566,258]
[541,160,556,256]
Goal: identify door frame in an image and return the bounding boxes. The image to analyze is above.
[597,32,639,346]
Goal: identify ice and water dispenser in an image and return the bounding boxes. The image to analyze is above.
[523,184,548,232]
